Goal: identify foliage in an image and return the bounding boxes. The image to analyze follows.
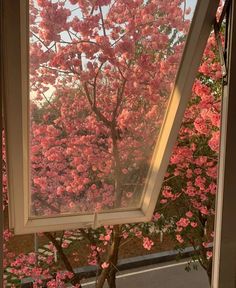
[3,0,222,287]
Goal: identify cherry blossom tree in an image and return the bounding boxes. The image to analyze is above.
[156,32,222,283]
[3,0,222,287]
[29,0,192,217]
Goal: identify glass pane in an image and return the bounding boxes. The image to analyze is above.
[29,0,197,217]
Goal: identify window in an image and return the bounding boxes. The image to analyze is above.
[3,0,219,234]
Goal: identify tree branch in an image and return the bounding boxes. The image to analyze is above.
[99,6,107,37]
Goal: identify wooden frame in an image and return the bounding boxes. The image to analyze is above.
[3,0,219,234]
[212,1,236,287]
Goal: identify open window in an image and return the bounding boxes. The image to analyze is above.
[3,0,219,234]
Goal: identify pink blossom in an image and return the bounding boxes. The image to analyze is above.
[122,231,129,239]
[208,131,220,152]
[186,211,193,218]
[104,235,111,241]
[176,234,184,243]
[190,222,198,228]
[206,251,213,260]
[202,242,210,248]
[101,262,110,269]
[176,218,190,228]
[143,237,154,250]
[152,213,161,221]
[200,206,209,215]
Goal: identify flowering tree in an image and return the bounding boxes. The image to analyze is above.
[157,32,222,283]
[29,0,192,216]
[3,0,222,287]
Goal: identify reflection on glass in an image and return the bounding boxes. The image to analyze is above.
[29,0,197,217]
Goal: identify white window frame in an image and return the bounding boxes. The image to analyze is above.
[3,0,219,234]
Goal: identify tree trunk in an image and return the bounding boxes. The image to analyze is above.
[96,225,121,288]
[44,232,82,286]
[107,267,118,288]
[206,259,212,286]
[111,126,123,207]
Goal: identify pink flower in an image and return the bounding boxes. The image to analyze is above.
[176,218,190,228]
[162,187,174,199]
[143,237,154,250]
[135,230,142,238]
[206,251,213,260]
[101,262,110,269]
[88,259,97,266]
[208,131,220,152]
[152,213,161,221]
[104,234,111,241]
[200,206,209,215]
[69,202,75,208]
[202,242,210,248]
[61,241,69,249]
[176,234,184,243]
[186,211,193,218]
[160,199,167,204]
[126,192,133,198]
[190,222,198,228]
[185,7,191,15]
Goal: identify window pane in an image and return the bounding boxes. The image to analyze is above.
[29,0,197,217]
